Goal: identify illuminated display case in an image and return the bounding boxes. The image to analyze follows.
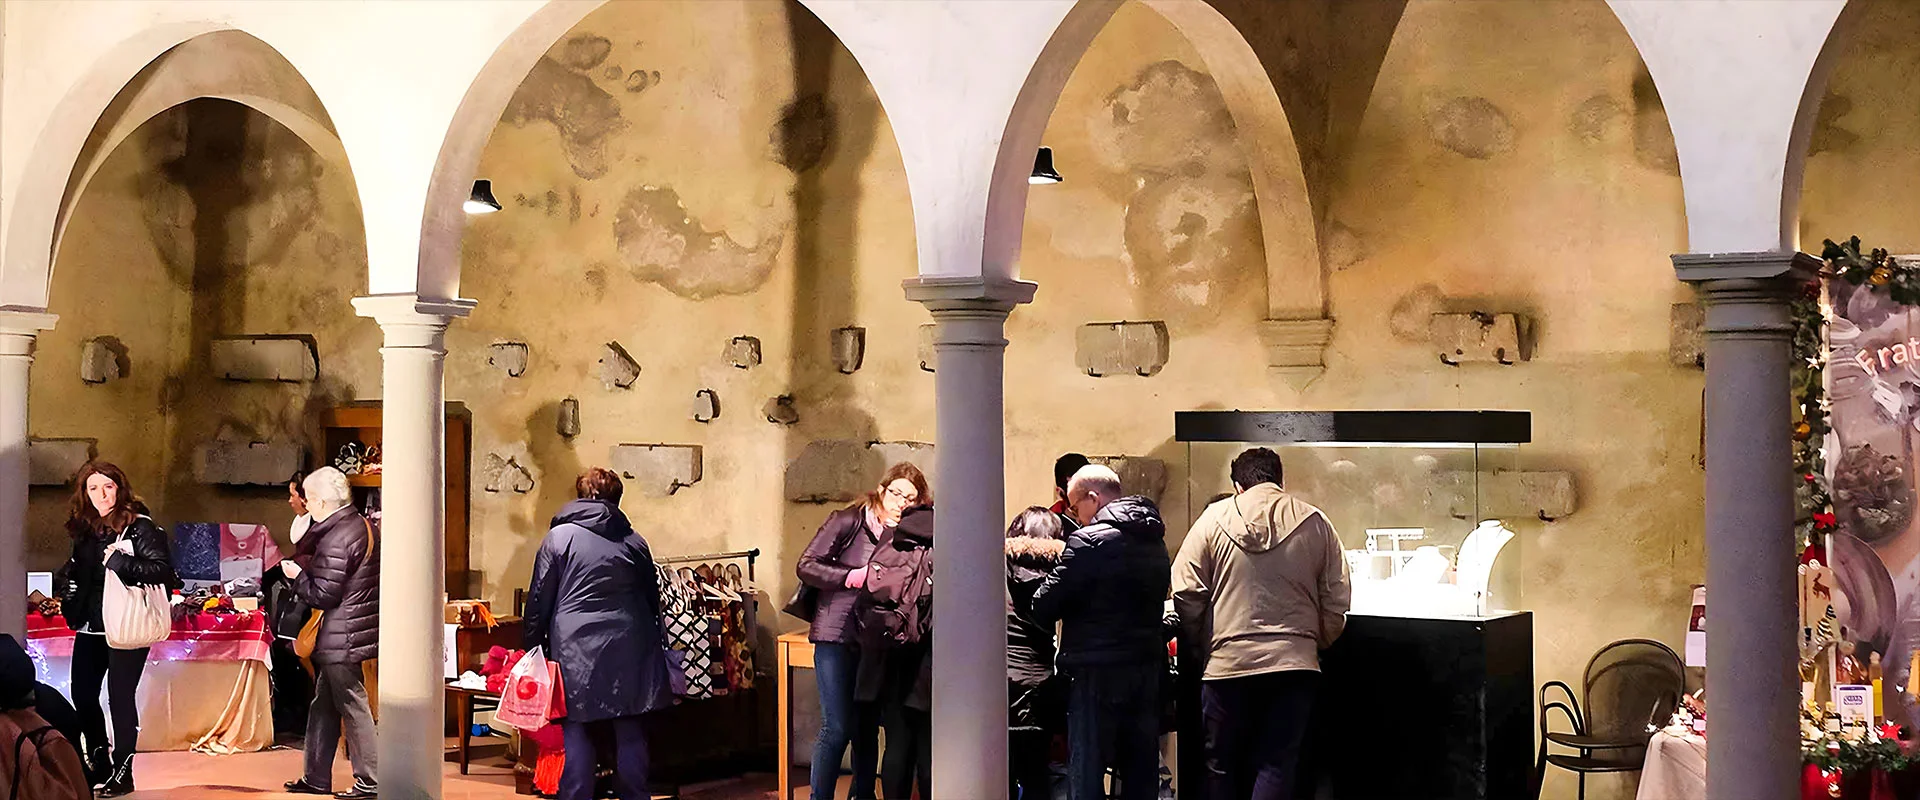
[1175,410,1526,619]
[1172,410,1534,800]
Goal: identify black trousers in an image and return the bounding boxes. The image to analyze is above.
[1065,663,1160,800]
[1200,671,1320,800]
[70,632,148,764]
[878,702,929,800]
[1010,728,1054,800]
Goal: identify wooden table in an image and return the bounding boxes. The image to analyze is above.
[446,685,502,774]
[777,631,815,800]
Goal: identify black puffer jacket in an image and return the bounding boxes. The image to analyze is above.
[1007,534,1064,731]
[1031,496,1171,668]
[523,499,673,723]
[58,516,177,633]
[294,508,379,665]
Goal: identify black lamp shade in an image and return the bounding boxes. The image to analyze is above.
[1030,146,1063,185]
[465,179,502,214]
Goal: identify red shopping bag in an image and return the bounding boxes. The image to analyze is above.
[495,646,553,730]
[547,660,567,721]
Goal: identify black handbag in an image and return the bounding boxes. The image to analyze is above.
[782,582,819,623]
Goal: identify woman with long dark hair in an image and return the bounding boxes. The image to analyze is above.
[795,462,928,800]
[54,461,176,797]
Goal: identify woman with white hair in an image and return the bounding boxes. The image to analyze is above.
[280,467,380,799]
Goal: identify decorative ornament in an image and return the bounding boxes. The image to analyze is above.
[1796,420,1814,441]
[1871,266,1893,286]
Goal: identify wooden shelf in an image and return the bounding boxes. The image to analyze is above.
[320,401,472,598]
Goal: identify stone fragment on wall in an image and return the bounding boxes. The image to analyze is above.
[917,325,936,373]
[1670,303,1704,368]
[726,336,762,369]
[1258,319,1335,391]
[193,440,304,486]
[610,444,702,497]
[28,438,95,486]
[598,342,641,389]
[692,389,720,423]
[1432,313,1528,365]
[489,342,530,377]
[764,395,799,426]
[1433,470,1577,520]
[832,327,865,374]
[1076,321,1170,377]
[558,397,582,438]
[785,440,937,503]
[482,453,535,494]
[79,337,127,384]
[209,336,319,382]
[1090,456,1168,504]
[868,441,935,478]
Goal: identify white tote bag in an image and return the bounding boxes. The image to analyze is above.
[101,544,170,650]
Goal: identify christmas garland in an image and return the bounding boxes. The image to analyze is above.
[1795,237,1920,772]
[1795,237,1912,548]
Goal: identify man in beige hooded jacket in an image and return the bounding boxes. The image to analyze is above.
[1171,447,1350,800]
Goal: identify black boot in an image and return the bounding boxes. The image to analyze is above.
[94,755,134,798]
[84,746,109,785]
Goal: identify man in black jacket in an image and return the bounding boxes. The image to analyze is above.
[280,467,379,799]
[1032,465,1171,800]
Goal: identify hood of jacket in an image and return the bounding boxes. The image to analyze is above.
[892,504,934,547]
[1006,535,1065,582]
[1089,495,1166,542]
[1226,483,1324,554]
[552,499,633,541]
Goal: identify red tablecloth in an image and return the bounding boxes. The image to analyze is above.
[25,611,272,663]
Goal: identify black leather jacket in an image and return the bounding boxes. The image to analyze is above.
[57,516,178,632]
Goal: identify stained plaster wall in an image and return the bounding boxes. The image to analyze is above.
[26,3,1709,797]
[1799,0,1920,253]
[29,98,375,571]
[1019,3,1693,798]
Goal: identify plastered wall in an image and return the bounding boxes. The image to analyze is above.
[24,2,1826,797]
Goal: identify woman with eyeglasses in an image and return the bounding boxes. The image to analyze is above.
[794,462,928,800]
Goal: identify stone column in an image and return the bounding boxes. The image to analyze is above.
[352,294,473,800]
[1673,251,1818,800]
[0,309,55,642]
[905,275,1035,799]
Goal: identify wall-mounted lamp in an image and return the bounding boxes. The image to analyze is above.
[465,179,502,214]
[1030,146,1063,185]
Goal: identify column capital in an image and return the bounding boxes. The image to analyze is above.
[0,306,58,335]
[1671,251,1818,340]
[352,294,475,350]
[1671,250,1821,286]
[902,275,1037,316]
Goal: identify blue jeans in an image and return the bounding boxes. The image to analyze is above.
[560,715,650,800]
[810,642,879,800]
[1065,663,1161,800]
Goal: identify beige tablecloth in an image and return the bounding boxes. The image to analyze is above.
[1637,727,1707,800]
[35,656,274,754]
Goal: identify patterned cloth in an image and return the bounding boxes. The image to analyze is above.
[172,523,221,583]
[659,566,716,699]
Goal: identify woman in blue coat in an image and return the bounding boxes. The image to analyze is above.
[523,467,674,800]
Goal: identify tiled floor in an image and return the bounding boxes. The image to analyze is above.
[122,746,790,800]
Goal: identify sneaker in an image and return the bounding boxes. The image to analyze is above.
[334,780,378,799]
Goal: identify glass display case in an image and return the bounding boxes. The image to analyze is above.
[1175,410,1527,619]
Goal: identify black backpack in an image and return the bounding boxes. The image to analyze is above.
[858,533,933,647]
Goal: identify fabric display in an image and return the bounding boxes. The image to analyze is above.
[656,560,758,701]
[219,524,282,586]
[172,523,222,586]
